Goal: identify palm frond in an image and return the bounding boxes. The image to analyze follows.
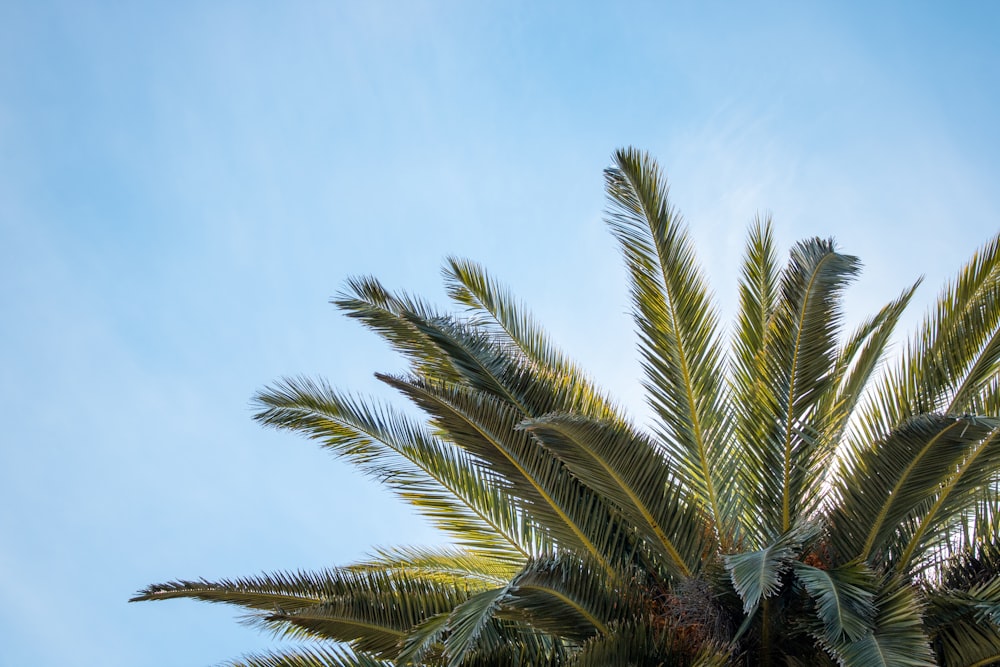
[895,419,1000,574]
[134,568,472,659]
[926,550,1000,667]
[731,217,780,533]
[523,414,710,579]
[335,275,463,385]
[815,281,920,453]
[342,276,628,430]
[443,257,624,423]
[379,374,633,576]
[225,645,391,667]
[347,546,517,587]
[448,640,566,667]
[829,414,996,565]
[854,233,1000,443]
[566,619,729,667]
[440,585,512,667]
[929,614,1000,667]
[131,571,334,608]
[254,378,539,562]
[742,238,860,542]
[604,147,733,534]
[132,150,1000,667]
[827,583,935,667]
[501,554,627,640]
[794,561,876,644]
[395,610,450,664]
[724,526,809,615]
[253,605,407,657]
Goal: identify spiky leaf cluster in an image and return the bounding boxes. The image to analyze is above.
[135,149,1000,666]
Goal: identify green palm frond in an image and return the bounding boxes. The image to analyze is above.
[940,536,1000,591]
[604,147,734,534]
[928,614,1000,667]
[501,554,628,640]
[724,525,810,615]
[443,257,624,424]
[731,217,780,531]
[564,620,665,667]
[829,414,996,565]
[566,619,730,667]
[523,414,709,579]
[447,640,566,667]
[896,421,1000,575]
[133,568,473,659]
[225,645,391,667]
[132,571,335,608]
[855,233,1000,443]
[439,585,512,667]
[732,216,780,422]
[347,546,517,587]
[254,378,539,562]
[794,560,876,644]
[926,547,1000,667]
[395,610,450,665]
[342,275,608,423]
[815,281,920,451]
[379,374,633,576]
[407,311,624,424]
[253,605,407,657]
[405,315,535,415]
[335,276,463,385]
[828,583,935,667]
[747,238,860,541]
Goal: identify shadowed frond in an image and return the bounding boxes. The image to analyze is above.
[794,560,876,644]
[896,420,1000,575]
[523,414,710,579]
[565,619,731,667]
[724,526,810,614]
[926,543,1000,666]
[827,583,935,667]
[439,585,512,667]
[830,414,997,566]
[500,554,628,640]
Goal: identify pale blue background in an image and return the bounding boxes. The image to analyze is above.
[2,2,999,665]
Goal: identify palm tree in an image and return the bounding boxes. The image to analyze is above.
[133,149,1000,666]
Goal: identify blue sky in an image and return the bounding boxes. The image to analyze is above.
[2,2,999,665]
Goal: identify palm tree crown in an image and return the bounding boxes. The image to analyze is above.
[134,149,1000,666]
